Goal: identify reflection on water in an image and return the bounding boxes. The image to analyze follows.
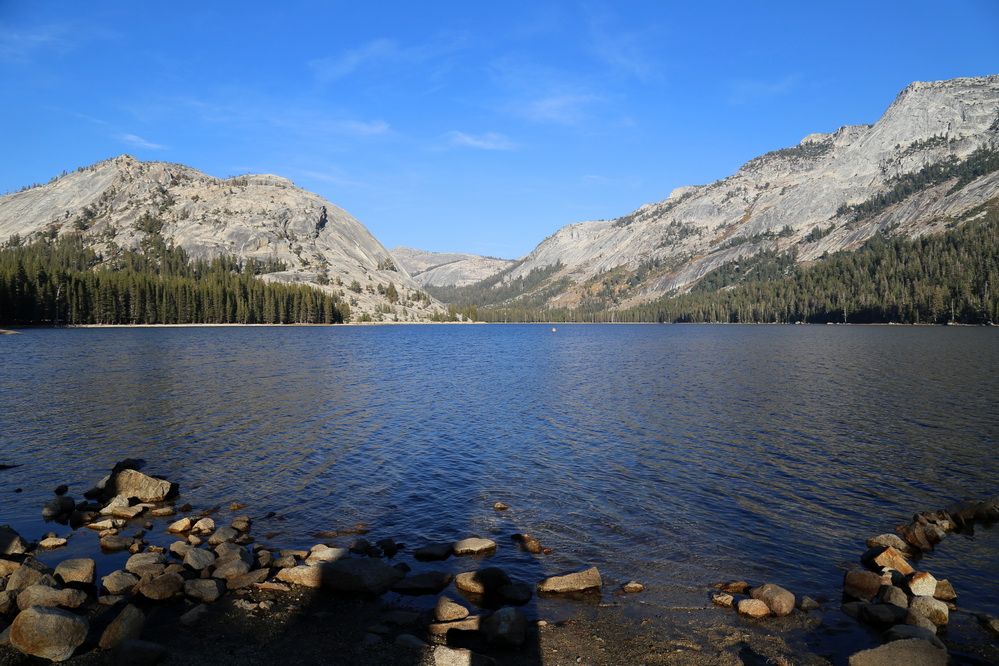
[1,324,996,616]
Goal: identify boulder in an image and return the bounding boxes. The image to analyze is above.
[0,591,14,614]
[192,518,215,534]
[208,527,238,546]
[844,569,883,601]
[847,638,946,666]
[428,616,482,635]
[481,607,526,646]
[212,559,250,581]
[414,542,453,561]
[183,548,216,571]
[54,558,95,586]
[99,534,133,552]
[718,580,750,594]
[41,496,75,520]
[305,545,347,564]
[866,533,914,554]
[6,565,54,593]
[322,559,405,595]
[166,518,192,534]
[452,538,497,556]
[0,559,20,577]
[10,606,88,662]
[231,516,251,532]
[884,625,945,650]
[184,578,224,603]
[227,569,269,590]
[933,579,956,602]
[878,585,909,609]
[908,572,937,596]
[276,565,324,588]
[859,603,908,627]
[432,645,496,666]
[906,609,938,632]
[125,552,166,576]
[749,583,795,616]
[113,469,173,503]
[909,596,948,626]
[435,596,470,622]
[872,547,914,576]
[39,537,68,550]
[102,570,139,596]
[537,567,601,594]
[0,526,29,556]
[455,568,511,595]
[16,584,87,610]
[98,604,144,650]
[392,571,453,595]
[136,573,183,601]
[737,598,770,618]
[169,541,192,558]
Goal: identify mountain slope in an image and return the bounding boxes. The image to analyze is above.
[446,75,999,313]
[0,156,443,321]
[391,247,515,287]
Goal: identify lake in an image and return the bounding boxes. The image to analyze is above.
[1,324,996,647]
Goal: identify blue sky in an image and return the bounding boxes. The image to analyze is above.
[2,2,998,258]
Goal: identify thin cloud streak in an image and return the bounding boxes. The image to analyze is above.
[120,133,166,150]
[446,131,516,151]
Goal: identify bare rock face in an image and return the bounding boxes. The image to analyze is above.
[113,470,173,503]
[537,566,602,594]
[392,247,515,288]
[10,606,88,662]
[0,157,445,321]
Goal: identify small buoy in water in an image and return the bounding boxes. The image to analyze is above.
[551,327,557,332]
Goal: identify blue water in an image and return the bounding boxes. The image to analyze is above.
[1,324,997,622]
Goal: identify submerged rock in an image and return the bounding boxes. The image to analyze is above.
[537,566,601,594]
[455,567,511,596]
[622,581,645,593]
[415,542,454,561]
[391,571,453,595]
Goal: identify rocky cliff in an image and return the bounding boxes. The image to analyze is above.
[454,75,999,311]
[391,247,515,288]
[0,156,443,321]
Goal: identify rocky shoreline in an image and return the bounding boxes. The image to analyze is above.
[1,461,997,664]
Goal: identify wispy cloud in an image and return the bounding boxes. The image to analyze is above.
[120,133,167,150]
[727,75,799,105]
[445,131,516,151]
[0,25,69,62]
[584,3,660,82]
[309,33,470,85]
[519,93,600,125]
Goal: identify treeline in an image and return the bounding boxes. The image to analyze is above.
[840,142,999,220]
[425,261,564,308]
[474,206,998,325]
[0,232,349,325]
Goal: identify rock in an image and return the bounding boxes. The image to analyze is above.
[376,538,401,558]
[149,507,174,518]
[214,542,250,564]
[712,593,734,607]
[228,569,268,590]
[908,572,937,596]
[102,570,139,595]
[737,598,770,618]
[99,604,144,650]
[974,495,999,522]
[322,558,405,595]
[498,582,533,605]
[537,566,601,593]
[100,534,133,552]
[273,555,297,569]
[860,603,908,626]
[933,579,956,602]
[392,571,453,595]
[98,595,124,606]
[213,559,250,581]
[305,545,348,564]
[481,607,526,646]
[16,585,88,610]
[184,578,224,603]
[254,581,290,592]
[167,518,192,533]
[276,565,324,588]
[109,504,145,519]
[749,583,795,616]
[192,518,215,534]
[452,537,497,556]
[125,552,166,575]
[433,645,496,666]
[847,638,946,666]
[115,639,167,665]
[873,547,914,576]
[42,496,75,520]
[54,558,95,586]
[435,596,470,622]
[231,516,251,532]
[395,633,427,649]
[0,591,14,614]
[428,616,482,635]
[845,569,883,601]
[208,526,238,546]
[978,614,999,636]
[113,469,173,503]
[169,541,192,558]
[511,533,543,554]
[897,523,934,552]
[879,585,909,609]
[455,568,511,595]
[6,565,54,593]
[800,596,820,611]
[54,484,69,496]
[0,525,29,556]
[622,581,644,593]
[909,596,948,626]
[10,606,88,662]
[867,533,915,554]
[842,601,868,619]
[717,580,750,594]
[884,625,945,650]
[39,537,68,549]
[137,573,183,600]
[415,542,454,561]
[0,559,20,577]
[493,502,509,511]
[180,604,209,627]
[183,548,216,571]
